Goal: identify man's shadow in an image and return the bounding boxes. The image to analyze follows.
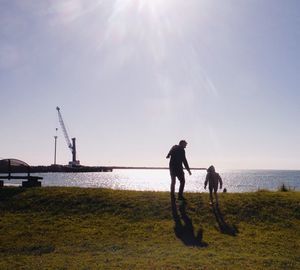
[212,204,238,236]
[171,194,208,247]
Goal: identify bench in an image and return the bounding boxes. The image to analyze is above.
[0,159,43,187]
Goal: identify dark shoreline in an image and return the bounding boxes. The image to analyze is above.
[30,165,207,173]
[30,165,113,173]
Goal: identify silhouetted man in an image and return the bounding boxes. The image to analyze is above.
[166,140,192,200]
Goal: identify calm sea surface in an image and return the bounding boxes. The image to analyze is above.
[7,169,300,192]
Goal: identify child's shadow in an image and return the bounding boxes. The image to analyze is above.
[212,204,239,236]
[171,195,208,247]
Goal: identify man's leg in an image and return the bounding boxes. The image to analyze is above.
[170,175,176,196]
[178,174,185,199]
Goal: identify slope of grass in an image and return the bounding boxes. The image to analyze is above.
[0,187,299,269]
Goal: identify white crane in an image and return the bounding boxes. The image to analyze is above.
[56,106,80,167]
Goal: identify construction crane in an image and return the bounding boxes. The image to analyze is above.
[56,106,80,167]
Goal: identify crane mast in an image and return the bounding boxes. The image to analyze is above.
[56,106,80,167]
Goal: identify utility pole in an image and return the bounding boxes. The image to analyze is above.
[54,128,58,165]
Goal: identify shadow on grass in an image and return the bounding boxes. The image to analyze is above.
[171,194,208,247]
[0,187,25,201]
[1,244,55,256]
[212,204,239,236]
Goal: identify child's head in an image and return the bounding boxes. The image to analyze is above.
[207,165,215,173]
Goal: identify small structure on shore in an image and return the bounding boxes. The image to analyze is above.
[0,159,43,187]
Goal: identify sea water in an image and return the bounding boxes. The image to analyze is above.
[6,169,300,192]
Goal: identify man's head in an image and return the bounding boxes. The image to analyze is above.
[179,140,188,148]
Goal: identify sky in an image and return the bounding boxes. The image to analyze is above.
[1,0,300,169]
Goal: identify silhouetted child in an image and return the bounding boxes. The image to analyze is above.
[204,165,223,205]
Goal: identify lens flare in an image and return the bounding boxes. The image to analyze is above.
[103,0,218,100]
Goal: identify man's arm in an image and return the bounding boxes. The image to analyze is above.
[182,150,192,175]
[166,145,175,158]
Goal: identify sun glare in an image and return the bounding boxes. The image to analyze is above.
[106,0,176,53]
[138,0,170,13]
[102,0,218,99]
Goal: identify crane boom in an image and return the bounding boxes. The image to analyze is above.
[56,107,72,149]
[56,106,80,166]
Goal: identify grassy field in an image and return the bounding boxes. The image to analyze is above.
[0,187,299,270]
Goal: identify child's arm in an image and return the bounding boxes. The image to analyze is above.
[204,174,208,189]
[218,174,223,189]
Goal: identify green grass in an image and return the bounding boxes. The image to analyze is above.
[0,187,299,269]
